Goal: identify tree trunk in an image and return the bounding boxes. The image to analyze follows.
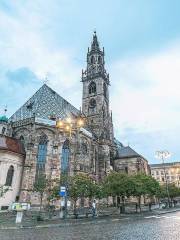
[40,193,43,212]
[138,196,141,212]
[149,202,152,211]
[122,196,125,213]
[73,199,78,218]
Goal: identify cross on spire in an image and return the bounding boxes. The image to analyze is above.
[43,72,50,85]
[91,31,100,51]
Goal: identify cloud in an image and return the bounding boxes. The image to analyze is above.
[0,1,82,115]
[110,41,180,133]
[109,42,180,162]
[0,1,180,163]
[6,67,38,85]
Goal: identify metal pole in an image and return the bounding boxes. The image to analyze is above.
[64,125,72,219]
[162,156,171,208]
[64,182,68,219]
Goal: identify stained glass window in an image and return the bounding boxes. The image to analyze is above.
[36,134,48,177]
[61,139,70,175]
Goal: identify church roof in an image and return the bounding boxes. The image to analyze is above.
[0,135,25,155]
[9,84,80,122]
[116,146,141,159]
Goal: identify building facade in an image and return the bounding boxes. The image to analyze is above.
[0,134,25,209]
[0,32,150,209]
[151,162,180,187]
[114,146,150,175]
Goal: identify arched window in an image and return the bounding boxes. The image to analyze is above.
[81,142,88,155]
[19,135,24,141]
[61,139,70,175]
[2,127,6,135]
[90,56,95,64]
[19,135,25,146]
[89,82,96,94]
[5,165,14,186]
[98,56,102,64]
[36,134,48,177]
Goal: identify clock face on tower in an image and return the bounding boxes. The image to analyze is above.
[89,98,96,108]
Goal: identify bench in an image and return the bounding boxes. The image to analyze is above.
[73,207,92,219]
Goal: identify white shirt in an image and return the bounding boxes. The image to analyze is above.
[92,202,96,209]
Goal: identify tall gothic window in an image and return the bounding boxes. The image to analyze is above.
[61,139,70,175]
[81,142,88,155]
[19,135,25,147]
[89,82,96,94]
[36,134,48,177]
[5,165,14,186]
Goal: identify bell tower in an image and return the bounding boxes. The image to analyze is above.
[82,32,113,142]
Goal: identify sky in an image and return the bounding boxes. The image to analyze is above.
[0,0,180,163]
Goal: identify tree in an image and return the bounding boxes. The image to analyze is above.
[33,174,48,212]
[67,174,101,214]
[0,185,9,198]
[157,184,180,206]
[131,174,160,212]
[103,172,134,213]
[168,184,180,200]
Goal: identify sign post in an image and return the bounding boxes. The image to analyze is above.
[59,186,66,219]
[14,203,23,224]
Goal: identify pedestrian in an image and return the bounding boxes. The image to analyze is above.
[92,199,96,218]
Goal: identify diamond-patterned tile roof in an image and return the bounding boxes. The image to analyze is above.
[9,84,80,122]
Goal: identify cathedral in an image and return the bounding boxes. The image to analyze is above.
[0,33,150,209]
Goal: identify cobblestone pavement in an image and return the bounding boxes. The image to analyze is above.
[1,211,180,240]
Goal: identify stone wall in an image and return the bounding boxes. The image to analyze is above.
[114,157,150,175]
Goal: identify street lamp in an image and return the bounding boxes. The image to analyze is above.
[56,115,85,218]
[155,150,171,208]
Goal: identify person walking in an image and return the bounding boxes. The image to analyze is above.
[92,199,96,218]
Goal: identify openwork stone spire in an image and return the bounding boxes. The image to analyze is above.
[91,31,100,51]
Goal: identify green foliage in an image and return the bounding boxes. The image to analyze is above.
[68,174,99,201]
[103,172,134,198]
[131,174,160,198]
[33,174,48,195]
[168,184,180,199]
[0,185,9,198]
[33,174,49,211]
[157,184,180,199]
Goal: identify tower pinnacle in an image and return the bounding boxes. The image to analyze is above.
[91,31,100,51]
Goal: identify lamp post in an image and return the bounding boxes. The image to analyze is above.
[155,150,171,208]
[56,115,85,218]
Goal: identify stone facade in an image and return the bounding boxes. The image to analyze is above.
[0,33,150,208]
[151,162,180,187]
[114,146,150,175]
[82,32,116,178]
[10,117,98,204]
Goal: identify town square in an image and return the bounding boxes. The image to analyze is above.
[0,1,180,239]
